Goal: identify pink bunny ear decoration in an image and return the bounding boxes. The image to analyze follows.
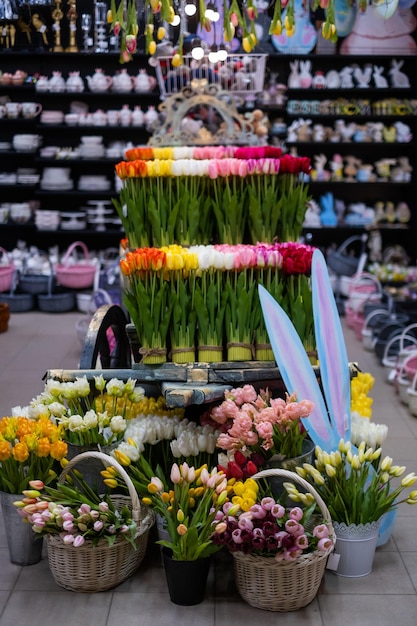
[311,249,351,442]
[258,285,339,450]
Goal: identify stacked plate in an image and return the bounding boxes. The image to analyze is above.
[12,134,42,153]
[35,209,60,231]
[60,211,87,230]
[17,168,40,185]
[40,110,65,125]
[79,136,105,159]
[40,167,73,191]
[0,173,17,184]
[0,141,11,151]
[78,175,111,191]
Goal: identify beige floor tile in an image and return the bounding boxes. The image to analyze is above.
[108,593,215,626]
[0,591,113,626]
[318,594,417,626]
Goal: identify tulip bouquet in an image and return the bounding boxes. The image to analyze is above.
[211,385,314,462]
[106,405,220,501]
[26,376,145,447]
[0,417,67,494]
[289,439,417,525]
[211,476,333,560]
[120,242,315,363]
[15,479,137,548]
[143,462,229,560]
[114,147,311,247]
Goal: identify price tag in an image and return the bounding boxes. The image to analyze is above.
[40,25,47,33]
[70,23,77,31]
[326,552,340,571]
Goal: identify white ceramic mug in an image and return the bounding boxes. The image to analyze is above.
[22,102,43,119]
[5,102,21,118]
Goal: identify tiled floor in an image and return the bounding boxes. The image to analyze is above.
[1,310,417,625]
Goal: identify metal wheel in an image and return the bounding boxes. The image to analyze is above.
[79,304,131,369]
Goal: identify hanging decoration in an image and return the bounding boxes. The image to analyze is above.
[106,0,400,64]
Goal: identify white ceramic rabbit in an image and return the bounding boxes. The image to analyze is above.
[389,59,410,88]
[287,60,300,88]
[373,65,388,88]
[298,60,312,88]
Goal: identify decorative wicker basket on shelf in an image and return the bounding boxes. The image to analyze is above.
[45,451,154,593]
[232,468,335,612]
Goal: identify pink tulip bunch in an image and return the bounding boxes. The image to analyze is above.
[15,480,137,548]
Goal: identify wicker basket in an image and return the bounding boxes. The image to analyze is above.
[0,247,15,293]
[55,241,97,290]
[346,273,382,313]
[361,309,390,352]
[232,468,335,612]
[45,451,154,593]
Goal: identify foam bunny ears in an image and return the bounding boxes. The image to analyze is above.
[259,248,396,545]
[258,248,350,451]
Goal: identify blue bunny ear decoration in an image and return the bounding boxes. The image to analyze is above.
[311,249,351,443]
[258,284,339,450]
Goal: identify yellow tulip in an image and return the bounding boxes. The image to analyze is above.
[401,472,417,488]
[148,40,156,55]
[242,36,252,53]
[171,53,182,68]
[142,497,152,506]
[157,26,166,40]
[177,508,185,522]
[103,478,118,489]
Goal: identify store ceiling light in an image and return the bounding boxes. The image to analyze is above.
[191,38,204,59]
[208,44,219,63]
[217,45,228,61]
[205,1,220,22]
[184,1,197,15]
[171,13,181,26]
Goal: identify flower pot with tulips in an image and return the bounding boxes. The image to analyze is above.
[286,439,417,576]
[0,415,68,565]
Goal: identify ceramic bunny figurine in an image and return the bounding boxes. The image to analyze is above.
[287,60,300,88]
[298,60,312,88]
[373,65,388,88]
[389,59,410,88]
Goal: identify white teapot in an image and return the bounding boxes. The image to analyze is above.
[113,69,136,93]
[86,68,113,92]
[131,106,144,127]
[66,71,85,93]
[135,69,157,93]
[48,71,66,93]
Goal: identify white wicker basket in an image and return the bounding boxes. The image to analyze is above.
[232,468,335,612]
[346,273,382,313]
[45,451,154,592]
[155,54,267,100]
[361,309,390,351]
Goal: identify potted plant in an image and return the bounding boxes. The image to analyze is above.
[211,469,335,611]
[107,456,228,605]
[0,415,67,565]
[287,438,417,576]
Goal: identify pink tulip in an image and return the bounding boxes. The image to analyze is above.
[62,534,75,545]
[170,463,181,484]
[313,524,329,539]
[289,507,303,521]
[318,537,333,551]
[73,535,85,547]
